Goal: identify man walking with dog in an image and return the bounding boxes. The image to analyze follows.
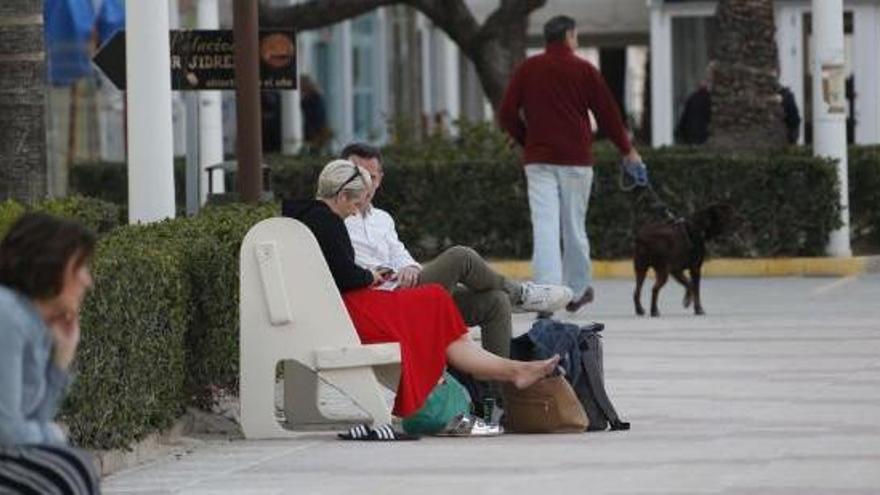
[340,142,573,360]
[499,15,642,316]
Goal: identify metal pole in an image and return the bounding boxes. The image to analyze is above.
[126,0,176,223]
[280,0,302,155]
[233,0,263,202]
[185,93,201,215]
[811,0,851,257]
[649,2,673,146]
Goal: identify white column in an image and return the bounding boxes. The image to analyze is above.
[338,21,354,148]
[812,0,851,257]
[197,0,225,197]
[419,16,433,119]
[280,92,302,155]
[775,4,805,144]
[650,3,673,146]
[280,0,303,155]
[625,46,648,133]
[430,28,460,134]
[374,8,390,143]
[97,84,126,162]
[440,33,460,125]
[854,3,880,144]
[126,0,176,223]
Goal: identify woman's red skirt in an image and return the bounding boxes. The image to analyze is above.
[342,283,467,417]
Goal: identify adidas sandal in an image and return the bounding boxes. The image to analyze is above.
[338,423,420,441]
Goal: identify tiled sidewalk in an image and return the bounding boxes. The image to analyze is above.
[104,276,880,494]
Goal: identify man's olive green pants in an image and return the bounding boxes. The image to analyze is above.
[417,245,520,358]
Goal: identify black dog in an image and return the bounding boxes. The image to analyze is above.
[633,203,740,317]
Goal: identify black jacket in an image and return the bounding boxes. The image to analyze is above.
[282,199,373,292]
[300,93,328,141]
[675,86,711,145]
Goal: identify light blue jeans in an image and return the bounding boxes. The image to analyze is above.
[524,164,594,297]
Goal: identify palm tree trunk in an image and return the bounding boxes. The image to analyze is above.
[0,0,47,203]
[708,0,788,151]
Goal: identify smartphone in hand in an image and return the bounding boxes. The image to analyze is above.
[375,266,395,280]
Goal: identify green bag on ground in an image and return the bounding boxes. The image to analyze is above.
[402,371,472,435]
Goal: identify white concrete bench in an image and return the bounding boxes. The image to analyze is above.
[239,217,402,439]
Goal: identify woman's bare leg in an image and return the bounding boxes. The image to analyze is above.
[445,335,559,389]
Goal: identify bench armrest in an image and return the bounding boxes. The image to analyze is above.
[314,343,402,371]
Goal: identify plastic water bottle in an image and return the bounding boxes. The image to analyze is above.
[482,398,496,425]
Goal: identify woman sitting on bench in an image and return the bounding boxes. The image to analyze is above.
[283,159,559,439]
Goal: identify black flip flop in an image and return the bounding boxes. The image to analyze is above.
[338,423,420,441]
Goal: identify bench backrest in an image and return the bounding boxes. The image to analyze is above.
[240,217,361,369]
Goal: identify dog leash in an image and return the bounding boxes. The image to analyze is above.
[618,158,650,191]
[619,158,678,222]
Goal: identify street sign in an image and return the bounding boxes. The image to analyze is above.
[93,29,297,91]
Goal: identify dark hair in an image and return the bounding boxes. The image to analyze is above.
[339,142,382,162]
[0,212,96,300]
[544,16,576,44]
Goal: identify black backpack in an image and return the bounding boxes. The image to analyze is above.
[511,320,630,432]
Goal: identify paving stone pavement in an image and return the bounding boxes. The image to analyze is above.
[103,275,880,494]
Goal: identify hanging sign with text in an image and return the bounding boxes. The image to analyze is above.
[93,29,297,91]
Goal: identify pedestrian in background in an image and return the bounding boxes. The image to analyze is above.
[499,15,641,316]
[300,74,332,155]
[676,62,715,145]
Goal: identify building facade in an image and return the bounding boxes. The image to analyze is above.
[81,0,880,163]
[649,0,880,146]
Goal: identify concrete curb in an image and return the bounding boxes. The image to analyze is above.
[89,417,191,477]
[89,406,242,478]
[490,255,880,280]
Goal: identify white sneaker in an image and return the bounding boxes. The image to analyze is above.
[517,282,573,313]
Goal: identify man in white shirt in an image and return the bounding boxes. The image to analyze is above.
[341,143,572,359]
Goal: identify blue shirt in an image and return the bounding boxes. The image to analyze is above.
[0,285,71,445]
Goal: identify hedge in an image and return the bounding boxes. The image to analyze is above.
[69,129,879,256]
[70,160,187,213]
[0,196,121,238]
[63,224,190,449]
[848,145,880,252]
[268,147,846,259]
[173,204,278,407]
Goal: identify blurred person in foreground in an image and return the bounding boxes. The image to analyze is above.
[0,213,101,494]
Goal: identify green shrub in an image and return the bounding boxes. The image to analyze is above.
[176,203,277,404]
[70,160,187,210]
[849,146,880,253]
[0,196,121,238]
[590,148,842,257]
[0,200,26,238]
[37,196,122,234]
[69,162,128,206]
[269,146,843,259]
[68,128,880,255]
[61,223,190,450]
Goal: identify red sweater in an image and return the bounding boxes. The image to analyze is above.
[499,42,632,166]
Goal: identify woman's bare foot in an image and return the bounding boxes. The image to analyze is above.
[512,354,561,389]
